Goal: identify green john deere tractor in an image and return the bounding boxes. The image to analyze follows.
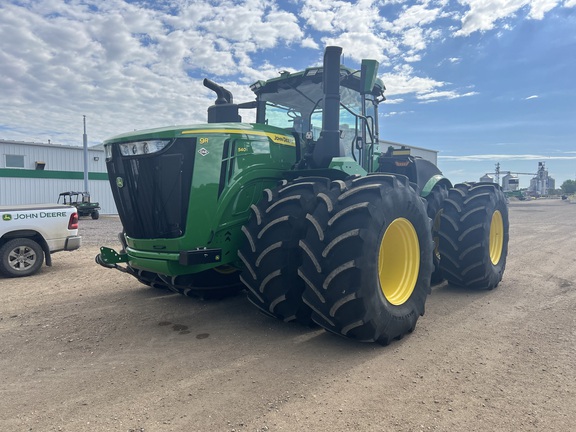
[96,46,509,344]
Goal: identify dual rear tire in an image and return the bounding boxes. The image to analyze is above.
[240,174,434,344]
[238,177,331,324]
[438,182,509,290]
[299,174,433,344]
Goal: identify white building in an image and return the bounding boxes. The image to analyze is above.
[0,139,117,214]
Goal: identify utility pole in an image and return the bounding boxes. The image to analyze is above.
[83,115,89,194]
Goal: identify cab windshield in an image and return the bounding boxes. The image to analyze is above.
[260,84,376,159]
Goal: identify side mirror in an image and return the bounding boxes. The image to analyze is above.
[360,59,379,95]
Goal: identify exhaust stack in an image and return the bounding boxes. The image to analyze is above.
[312,46,343,168]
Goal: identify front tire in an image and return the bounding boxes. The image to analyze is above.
[238,177,330,324]
[130,267,244,299]
[438,182,509,290]
[167,268,244,299]
[299,174,433,344]
[0,238,44,277]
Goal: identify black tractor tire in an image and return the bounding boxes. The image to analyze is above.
[169,267,245,300]
[425,183,449,284]
[438,182,509,290]
[299,174,434,344]
[128,266,244,299]
[91,210,100,220]
[0,238,44,277]
[238,177,330,325]
[131,267,171,290]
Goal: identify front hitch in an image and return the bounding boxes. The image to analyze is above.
[95,246,132,273]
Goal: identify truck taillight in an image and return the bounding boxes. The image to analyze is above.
[68,212,79,230]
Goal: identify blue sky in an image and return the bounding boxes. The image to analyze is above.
[1,0,575,187]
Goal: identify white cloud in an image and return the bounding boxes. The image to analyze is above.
[301,37,319,49]
[402,27,428,51]
[383,98,406,105]
[417,90,479,100]
[392,2,443,29]
[322,32,396,64]
[301,0,383,34]
[383,110,413,116]
[0,0,573,147]
[454,0,568,36]
[378,64,477,100]
[439,154,576,161]
[404,54,422,62]
[300,0,339,32]
[380,64,444,96]
[525,95,539,100]
[528,0,560,18]
[0,0,306,144]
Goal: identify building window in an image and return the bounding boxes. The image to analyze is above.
[5,154,25,168]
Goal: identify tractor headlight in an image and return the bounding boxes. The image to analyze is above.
[119,140,170,156]
[304,67,321,77]
[104,144,113,160]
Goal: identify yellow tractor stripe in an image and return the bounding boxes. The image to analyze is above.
[181,129,296,147]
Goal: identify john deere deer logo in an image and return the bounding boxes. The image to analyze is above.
[2,214,12,221]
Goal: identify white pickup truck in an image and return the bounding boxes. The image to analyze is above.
[0,204,81,277]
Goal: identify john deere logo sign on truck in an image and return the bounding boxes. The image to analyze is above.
[7,212,67,220]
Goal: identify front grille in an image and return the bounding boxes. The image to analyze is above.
[107,137,196,239]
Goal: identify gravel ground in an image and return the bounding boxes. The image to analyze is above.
[0,199,575,431]
[78,215,124,246]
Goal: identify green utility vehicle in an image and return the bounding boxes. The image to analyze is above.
[58,191,100,219]
[96,47,509,344]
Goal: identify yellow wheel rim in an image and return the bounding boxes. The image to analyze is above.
[489,210,504,265]
[378,218,420,306]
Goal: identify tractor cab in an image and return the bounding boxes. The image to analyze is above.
[205,47,386,172]
[249,60,385,170]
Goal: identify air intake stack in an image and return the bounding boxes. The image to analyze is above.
[204,78,241,123]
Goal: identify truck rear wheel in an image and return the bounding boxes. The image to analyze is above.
[299,174,433,344]
[0,238,44,277]
[238,177,330,324]
[438,182,509,289]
